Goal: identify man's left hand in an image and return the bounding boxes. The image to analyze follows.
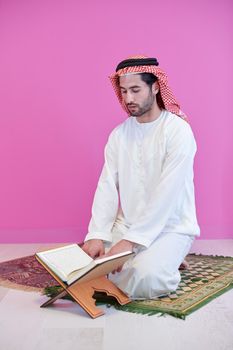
[104,239,136,274]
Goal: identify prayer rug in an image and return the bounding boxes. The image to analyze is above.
[0,254,58,292]
[0,253,232,319]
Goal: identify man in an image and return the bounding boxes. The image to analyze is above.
[82,55,200,299]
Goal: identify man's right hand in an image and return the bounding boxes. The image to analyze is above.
[81,239,105,258]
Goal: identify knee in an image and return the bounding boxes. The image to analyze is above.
[131,263,180,298]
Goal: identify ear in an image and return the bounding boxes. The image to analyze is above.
[152,82,159,95]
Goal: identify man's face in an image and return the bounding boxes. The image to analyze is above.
[119,74,157,117]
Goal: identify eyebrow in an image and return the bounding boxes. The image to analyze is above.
[119,85,141,90]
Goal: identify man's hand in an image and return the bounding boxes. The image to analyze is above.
[82,239,105,258]
[105,239,135,256]
[104,239,136,274]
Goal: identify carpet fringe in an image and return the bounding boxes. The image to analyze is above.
[189,253,233,260]
[112,303,187,319]
[0,277,44,293]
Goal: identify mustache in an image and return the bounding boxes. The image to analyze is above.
[127,104,138,107]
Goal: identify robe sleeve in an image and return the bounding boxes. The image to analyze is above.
[123,121,197,248]
[84,130,119,243]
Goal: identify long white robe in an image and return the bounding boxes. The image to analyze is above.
[85,109,200,246]
[84,109,200,298]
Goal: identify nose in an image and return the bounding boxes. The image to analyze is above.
[123,91,135,105]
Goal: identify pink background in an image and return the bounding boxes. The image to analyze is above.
[0,0,232,243]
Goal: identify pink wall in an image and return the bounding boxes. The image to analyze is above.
[0,0,232,242]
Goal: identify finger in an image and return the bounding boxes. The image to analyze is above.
[96,253,106,259]
[89,249,98,258]
[99,246,105,256]
[116,265,123,273]
[82,246,89,254]
[93,247,105,259]
[103,251,111,258]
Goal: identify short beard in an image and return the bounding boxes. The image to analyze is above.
[130,89,155,117]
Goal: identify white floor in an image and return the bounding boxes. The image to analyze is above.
[0,240,233,350]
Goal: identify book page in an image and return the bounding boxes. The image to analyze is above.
[36,244,93,278]
[67,251,134,285]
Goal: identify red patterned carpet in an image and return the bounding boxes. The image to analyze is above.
[0,254,58,291]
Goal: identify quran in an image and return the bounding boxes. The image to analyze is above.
[36,244,134,286]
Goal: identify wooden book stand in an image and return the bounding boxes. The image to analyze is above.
[36,255,131,318]
[40,275,130,318]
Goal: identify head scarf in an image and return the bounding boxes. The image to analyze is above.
[109,55,189,123]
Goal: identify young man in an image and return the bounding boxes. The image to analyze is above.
[82,56,200,299]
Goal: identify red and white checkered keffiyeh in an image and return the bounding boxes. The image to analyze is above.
[109,55,189,123]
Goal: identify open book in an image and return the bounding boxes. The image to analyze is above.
[35,244,134,285]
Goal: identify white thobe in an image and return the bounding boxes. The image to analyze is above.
[85,109,200,246]
[84,109,200,298]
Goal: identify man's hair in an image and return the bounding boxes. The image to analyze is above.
[139,72,158,86]
[139,73,165,109]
